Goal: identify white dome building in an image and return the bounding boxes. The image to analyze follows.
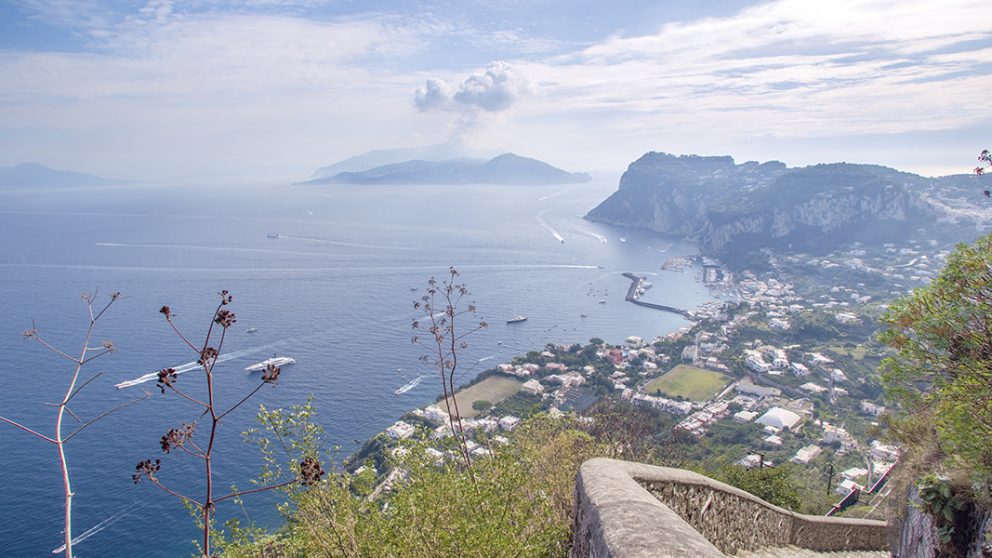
[755,407,802,432]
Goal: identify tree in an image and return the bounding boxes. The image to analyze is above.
[879,233,992,478]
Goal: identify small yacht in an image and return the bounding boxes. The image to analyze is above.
[246,327,258,334]
[507,315,528,324]
[245,356,295,372]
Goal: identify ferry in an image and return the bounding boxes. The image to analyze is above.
[506,315,528,324]
[245,356,295,372]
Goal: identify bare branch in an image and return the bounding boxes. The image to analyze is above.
[64,406,82,423]
[167,385,210,409]
[214,479,297,504]
[31,336,79,364]
[80,349,113,365]
[65,372,103,405]
[150,479,202,508]
[166,317,201,355]
[217,383,265,422]
[0,415,57,444]
[64,392,149,443]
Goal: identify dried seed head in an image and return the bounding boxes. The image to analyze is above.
[159,305,172,319]
[132,458,161,484]
[156,368,178,394]
[102,340,116,352]
[22,328,38,339]
[160,423,196,453]
[262,364,281,385]
[214,309,237,328]
[218,290,233,305]
[299,457,324,486]
[110,292,121,300]
[198,347,218,366]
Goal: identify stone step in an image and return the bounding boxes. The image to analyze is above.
[734,546,889,558]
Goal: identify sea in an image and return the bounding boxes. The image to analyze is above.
[0,175,717,557]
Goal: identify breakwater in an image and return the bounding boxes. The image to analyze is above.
[622,272,692,318]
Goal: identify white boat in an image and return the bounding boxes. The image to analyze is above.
[395,375,424,395]
[246,327,258,333]
[507,314,528,324]
[245,356,295,372]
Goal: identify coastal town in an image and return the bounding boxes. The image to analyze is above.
[347,237,962,518]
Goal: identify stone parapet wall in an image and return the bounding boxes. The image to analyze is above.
[572,458,888,558]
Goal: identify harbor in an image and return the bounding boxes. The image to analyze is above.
[622,272,692,318]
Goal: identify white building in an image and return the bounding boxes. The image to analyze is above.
[755,407,802,432]
[790,362,810,377]
[791,445,822,465]
[734,410,758,423]
[521,379,544,395]
[386,421,416,440]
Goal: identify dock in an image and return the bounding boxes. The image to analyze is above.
[621,272,692,318]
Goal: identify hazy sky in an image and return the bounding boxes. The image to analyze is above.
[1,0,990,180]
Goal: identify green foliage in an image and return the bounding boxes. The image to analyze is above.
[715,464,803,511]
[472,399,492,412]
[879,233,992,479]
[226,412,604,558]
[916,474,975,556]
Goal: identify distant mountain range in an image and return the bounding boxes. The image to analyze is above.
[585,152,990,266]
[0,162,123,187]
[300,153,591,186]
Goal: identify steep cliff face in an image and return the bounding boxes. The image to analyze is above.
[585,152,934,258]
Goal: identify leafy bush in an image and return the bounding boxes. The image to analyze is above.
[224,413,604,558]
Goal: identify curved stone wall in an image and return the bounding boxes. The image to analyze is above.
[572,458,889,558]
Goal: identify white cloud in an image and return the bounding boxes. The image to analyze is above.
[414,61,532,113]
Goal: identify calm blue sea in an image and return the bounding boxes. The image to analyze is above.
[0,176,715,557]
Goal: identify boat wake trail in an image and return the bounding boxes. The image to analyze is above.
[537,190,566,201]
[395,375,425,395]
[535,209,565,244]
[51,501,143,553]
[115,346,261,389]
[576,229,608,243]
[277,235,414,251]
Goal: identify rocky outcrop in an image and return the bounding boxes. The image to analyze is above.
[585,152,936,260]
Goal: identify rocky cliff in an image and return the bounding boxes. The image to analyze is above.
[585,152,946,259]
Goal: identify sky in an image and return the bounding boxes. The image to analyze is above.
[0,0,990,180]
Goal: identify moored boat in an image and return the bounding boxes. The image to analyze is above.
[245,356,295,372]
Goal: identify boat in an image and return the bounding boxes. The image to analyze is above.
[507,315,528,324]
[580,314,588,318]
[246,327,258,333]
[245,356,295,372]
[266,232,279,239]
[395,375,424,395]
[598,299,607,304]
[619,237,627,243]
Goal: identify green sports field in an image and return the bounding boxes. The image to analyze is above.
[643,365,731,401]
[445,376,523,418]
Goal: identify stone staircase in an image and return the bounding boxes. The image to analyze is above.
[735,547,888,558]
[571,458,890,558]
